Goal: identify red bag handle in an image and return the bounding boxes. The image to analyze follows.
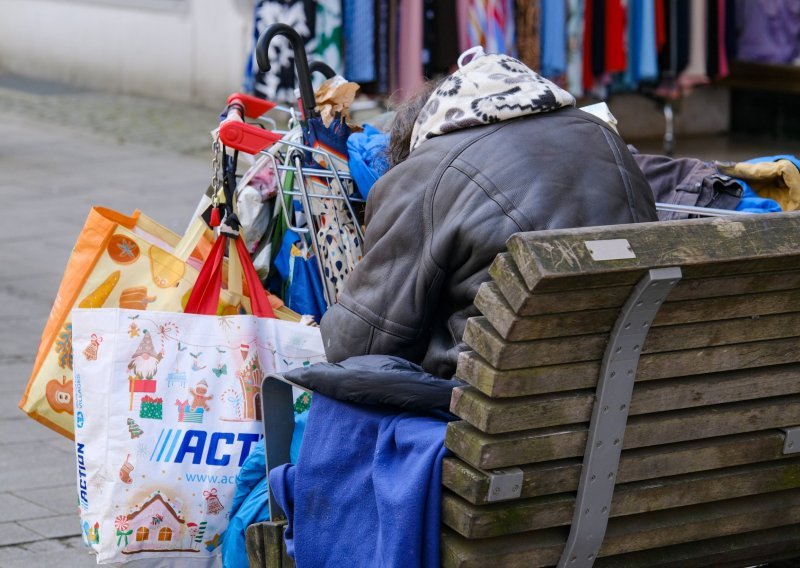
[185,235,276,318]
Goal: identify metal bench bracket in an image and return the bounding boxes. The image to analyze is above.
[782,427,800,455]
[557,267,682,568]
[487,467,524,502]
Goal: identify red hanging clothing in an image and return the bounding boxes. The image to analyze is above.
[655,0,667,52]
[605,0,627,73]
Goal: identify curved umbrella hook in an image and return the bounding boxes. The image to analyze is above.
[256,23,317,119]
[309,60,337,80]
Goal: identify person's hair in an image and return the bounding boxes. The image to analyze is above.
[387,79,440,168]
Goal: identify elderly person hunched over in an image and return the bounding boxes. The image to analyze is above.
[320,50,657,378]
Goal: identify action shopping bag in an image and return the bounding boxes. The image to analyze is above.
[20,207,214,439]
[72,234,325,564]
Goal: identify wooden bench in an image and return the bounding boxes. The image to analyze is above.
[249,211,800,567]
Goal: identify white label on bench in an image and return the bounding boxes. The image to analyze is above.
[585,239,636,261]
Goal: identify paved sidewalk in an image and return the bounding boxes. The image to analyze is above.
[0,75,218,566]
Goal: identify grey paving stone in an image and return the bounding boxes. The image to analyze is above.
[17,515,81,540]
[0,546,96,567]
[12,486,78,517]
[0,522,42,547]
[0,494,55,523]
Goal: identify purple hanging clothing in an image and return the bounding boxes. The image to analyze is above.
[735,0,800,64]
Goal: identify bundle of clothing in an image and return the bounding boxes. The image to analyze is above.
[635,152,800,219]
[221,355,462,568]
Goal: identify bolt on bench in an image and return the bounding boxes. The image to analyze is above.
[250,211,800,568]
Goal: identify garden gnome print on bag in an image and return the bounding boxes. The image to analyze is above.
[128,330,161,411]
[128,330,162,380]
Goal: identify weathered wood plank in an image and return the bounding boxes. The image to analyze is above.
[441,488,800,568]
[446,396,800,469]
[466,301,800,369]
[442,431,793,505]
[478,279,800,341]
[246,521,293,568]
[455,351,600,398]
[490,252,800,318]
[595,526,800,568]
[443,460,800,538]
[451,365,800,433]
[506,212,800,293]
[457,335,800,396]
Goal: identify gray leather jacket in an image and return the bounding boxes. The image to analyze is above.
[320,107,657,378]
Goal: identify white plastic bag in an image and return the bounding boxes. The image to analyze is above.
[72,307,324,564]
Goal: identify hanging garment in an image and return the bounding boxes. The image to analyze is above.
[605,0,627,73]
[423,0,461,77]
[658,0,690,78]
[735,0,800,64]
[655,0,667,52]
[629,0,659,83]
[343,0,375,82]
[582,0,595,90]
[679,0,710,89]
[541,0,568,78]
[724,0,737,61]
[716,0,730,78]
[247,0,316,103]
[310,0,344,78]
[516,0,541,72]
[591,0,606,77]
[706,0,720,79]
[398,0,425,99]
[566,0,584,95]
[466,0,517,56]
[375,0,391,93]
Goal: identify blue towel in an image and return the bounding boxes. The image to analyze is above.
[270,394,450,568]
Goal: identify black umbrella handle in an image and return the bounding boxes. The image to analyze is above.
[256,23,318,119]
[309,60,337,80]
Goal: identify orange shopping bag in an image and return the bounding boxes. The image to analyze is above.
[19,207,214,438]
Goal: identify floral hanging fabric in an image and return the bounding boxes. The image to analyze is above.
[244,0,317,102]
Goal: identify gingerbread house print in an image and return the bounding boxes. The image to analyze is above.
[234,351,263,421]
[121,493,197,555]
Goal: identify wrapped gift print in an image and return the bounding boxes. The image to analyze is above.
[72,307,325,564]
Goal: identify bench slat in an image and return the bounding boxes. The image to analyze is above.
[595,525,800,568]
[506,213,800,293]
[457,333,800,397]
[443,431,794,505]
[478,278,800,341]
[446,396,800,469]
[443,459,800,538]
[491,252,800,318]
[441,489,800,568]
[452,365,800,433]
[465,302,800,369]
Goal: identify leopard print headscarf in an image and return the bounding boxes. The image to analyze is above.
[409,53,576,154]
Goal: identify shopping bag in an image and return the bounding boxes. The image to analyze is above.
[20,207,214,439]
[72,233,325,564]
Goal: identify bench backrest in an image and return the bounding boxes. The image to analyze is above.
[442,212,800,568]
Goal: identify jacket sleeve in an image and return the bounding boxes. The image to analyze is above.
[319,162,445,364]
